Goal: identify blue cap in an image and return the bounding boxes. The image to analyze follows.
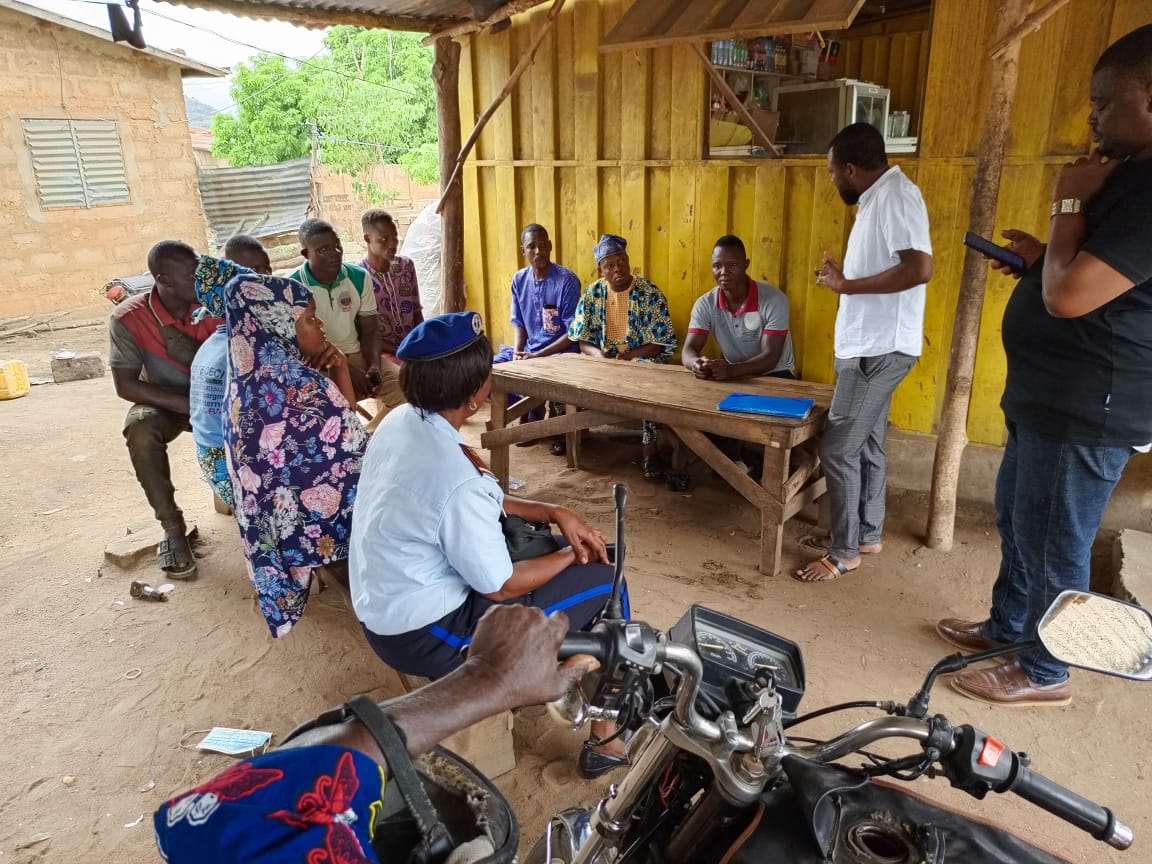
[594,233,628,263]
[396,311,485,361]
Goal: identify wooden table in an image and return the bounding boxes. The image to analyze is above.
[480,355,833,576]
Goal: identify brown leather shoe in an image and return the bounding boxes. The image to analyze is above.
[951,658,1071,707]
[935,618,1005,653]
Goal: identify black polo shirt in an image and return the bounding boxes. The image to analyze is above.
[1000,157,1152,447]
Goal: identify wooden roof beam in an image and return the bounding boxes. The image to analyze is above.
[422,0,547,45]
[988,0,1074,59]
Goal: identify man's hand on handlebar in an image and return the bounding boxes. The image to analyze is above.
[466,605,601,708]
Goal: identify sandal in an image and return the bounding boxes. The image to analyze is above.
[549,438,566,457]
[641,454,665,482]
[793,554,856,583]
[158,532,197,580]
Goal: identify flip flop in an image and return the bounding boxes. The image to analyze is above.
[157,533,197,580]
[793,554,856,583]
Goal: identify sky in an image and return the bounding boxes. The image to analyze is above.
[22,0,331,108]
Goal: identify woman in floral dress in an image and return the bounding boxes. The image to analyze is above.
[223,273,366,637]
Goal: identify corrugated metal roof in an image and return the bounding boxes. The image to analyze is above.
[0,0,226,76]
[158,0,534,35]
[197,157,313,245]
[601,0,868,52]
[159,0,468,31]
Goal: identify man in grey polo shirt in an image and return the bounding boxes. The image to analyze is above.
[682,235,795,380]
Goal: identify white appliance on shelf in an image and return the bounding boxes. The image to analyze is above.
[772,78,914,155]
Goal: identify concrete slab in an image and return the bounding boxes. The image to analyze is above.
[1112,528,1152,608]
[104,523,199,569]
[51,353,104,383]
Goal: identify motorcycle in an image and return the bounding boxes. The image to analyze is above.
[530,485,1152,863]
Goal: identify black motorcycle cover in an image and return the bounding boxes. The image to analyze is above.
[728,757,1068,864]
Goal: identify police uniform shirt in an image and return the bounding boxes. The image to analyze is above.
[348,403,514,636]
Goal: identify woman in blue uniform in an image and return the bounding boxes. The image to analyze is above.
[349,311,627,777]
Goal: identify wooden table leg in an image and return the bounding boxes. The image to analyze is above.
[489,388,511,490]
[760,441,790,576]
[565,404,581,470]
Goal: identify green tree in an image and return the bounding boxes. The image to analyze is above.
[212,28,437,189]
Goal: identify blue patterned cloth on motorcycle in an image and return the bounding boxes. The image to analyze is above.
[153,744,384,863]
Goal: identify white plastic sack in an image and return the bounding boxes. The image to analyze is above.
[401,201,443,317]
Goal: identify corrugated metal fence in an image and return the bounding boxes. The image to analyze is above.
[196,157,312,245]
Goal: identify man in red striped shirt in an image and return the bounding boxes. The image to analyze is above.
[108,240,221,579]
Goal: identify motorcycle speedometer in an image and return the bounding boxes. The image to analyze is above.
[668,606,806,719]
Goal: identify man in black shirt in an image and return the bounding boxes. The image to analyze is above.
[937,24,1152,706]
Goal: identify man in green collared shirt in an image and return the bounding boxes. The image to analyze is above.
[289,219,381,400]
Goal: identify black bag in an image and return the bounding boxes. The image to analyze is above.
[500,514,561,562]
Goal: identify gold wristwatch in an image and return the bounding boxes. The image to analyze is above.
[1051,197,1082,217]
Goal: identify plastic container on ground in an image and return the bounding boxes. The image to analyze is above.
[0,360,30,400]
[400,200,444,317]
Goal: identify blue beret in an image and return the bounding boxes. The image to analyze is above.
[397,311,485,361]
[594,233,628,263]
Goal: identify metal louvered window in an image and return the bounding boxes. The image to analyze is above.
[22,119,131,209]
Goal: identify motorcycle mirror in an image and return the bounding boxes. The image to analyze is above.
[1037,590,1152,681]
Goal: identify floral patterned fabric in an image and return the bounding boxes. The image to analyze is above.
[154,745,384,864]
[567,275,676,446]
[193,255,251,323]
[566,275,677,360]
[224,274,367,637]
[196,444,234,507]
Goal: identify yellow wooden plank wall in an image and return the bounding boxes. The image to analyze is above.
[457,0,1151,445]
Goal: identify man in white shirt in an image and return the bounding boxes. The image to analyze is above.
[796,123,933,583]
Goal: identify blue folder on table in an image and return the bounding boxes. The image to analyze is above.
[717,392,815,419]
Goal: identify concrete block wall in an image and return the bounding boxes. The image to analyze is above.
[315,164,440,261]
[0,8,212,319]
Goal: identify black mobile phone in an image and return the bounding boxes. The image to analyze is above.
[963,231,1027,272]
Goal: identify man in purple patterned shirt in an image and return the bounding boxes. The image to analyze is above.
[361,209,424,417]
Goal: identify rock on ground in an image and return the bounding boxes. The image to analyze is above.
[103,523,199,569]
[51,353,105,383]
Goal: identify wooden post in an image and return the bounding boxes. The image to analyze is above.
[691,43,781,156]
[925,0,1031,550]
[437,0,566,215]
[433,36,464,313]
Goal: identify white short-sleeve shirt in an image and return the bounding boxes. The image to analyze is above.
[349,405,514,635]
[835,165,932,359]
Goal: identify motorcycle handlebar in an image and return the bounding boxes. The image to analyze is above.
[558,632,610,661]
[1009,764,1133,851]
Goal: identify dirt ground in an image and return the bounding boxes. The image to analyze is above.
[1,322,1148,864]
